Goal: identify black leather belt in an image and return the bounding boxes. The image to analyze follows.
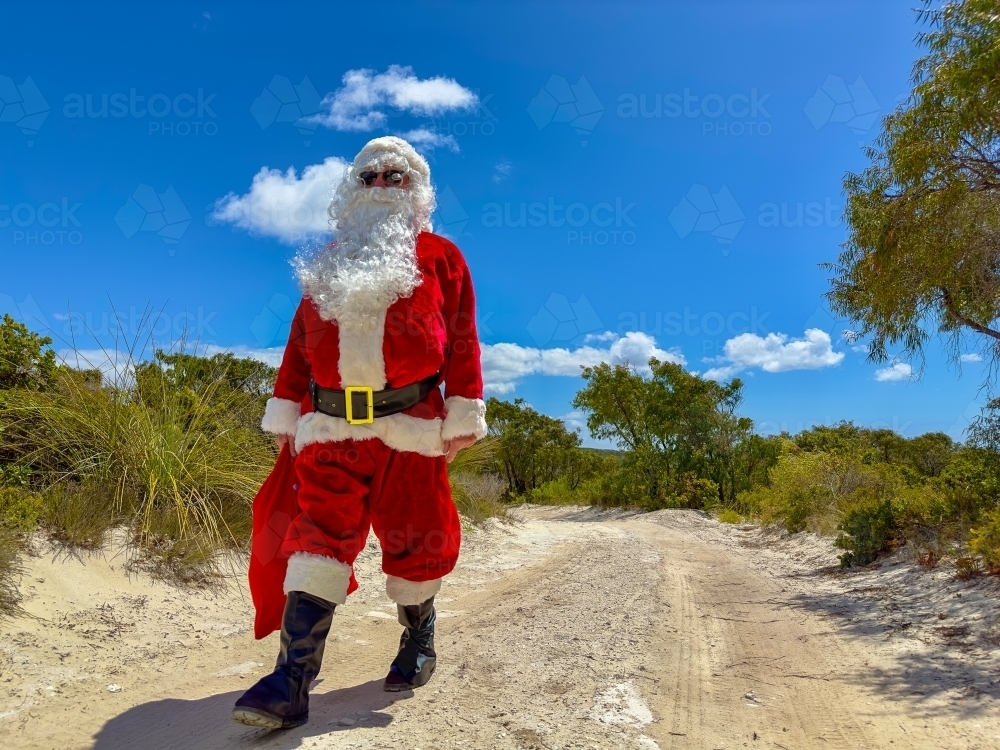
[308,372,440,425]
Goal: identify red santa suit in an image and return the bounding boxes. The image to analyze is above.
[256,229,486,626]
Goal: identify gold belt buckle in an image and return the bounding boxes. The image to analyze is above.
[344,386,375,425]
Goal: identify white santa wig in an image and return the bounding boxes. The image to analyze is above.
[329,136,436,231]
[294,136,435,327]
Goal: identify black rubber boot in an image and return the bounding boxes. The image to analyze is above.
[383,596,437,692]
[232,591,336,729]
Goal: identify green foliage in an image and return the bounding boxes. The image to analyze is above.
[968,509,1000,566]
[835,497,898,568]
[739,422,1000,567]
[792,422,957,476]
[0,342,275,577]
[828,0,1000,373]
[486,397,588,496]
[0,487,44,532]
[717,508,742,524]
[0,314,57,392]
[740,451,843,534]
[573,359,778,509]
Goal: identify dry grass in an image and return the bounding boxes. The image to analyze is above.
[451,472,509,525]
[0,345,273,582]
[448,436,510,524]
[0,528,23,619]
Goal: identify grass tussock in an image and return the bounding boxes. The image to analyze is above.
[1,336,276,584]
[448,436,510,524]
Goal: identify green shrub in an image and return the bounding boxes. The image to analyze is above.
[529,476,581,505]
[835,496,898,567]
[0,486,44,531]
[969,509,1000,567]
[664,472,720,511]
[717,508,742,524]
[934,449,1000,523]
[738,452,839,533]
[596,462,655,508]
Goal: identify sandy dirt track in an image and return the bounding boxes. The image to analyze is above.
[3,506,1000,749]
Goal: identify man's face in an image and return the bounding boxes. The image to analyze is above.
[358,166,411,189]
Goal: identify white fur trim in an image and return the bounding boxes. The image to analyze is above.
[294,411,445,457]
[337,309,388,389]
[261,397,301,435]
[283,552,353,605]
[385,575,442,605]
[441,396,487,441]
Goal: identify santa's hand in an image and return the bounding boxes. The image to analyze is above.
[276,433,298,457]
[443,434,477,463]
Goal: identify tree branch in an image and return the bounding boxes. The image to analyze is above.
[940,287,1000,340]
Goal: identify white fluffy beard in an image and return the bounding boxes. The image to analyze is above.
[294,185,423,329]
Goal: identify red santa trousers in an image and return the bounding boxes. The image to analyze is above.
[277,437,462,611]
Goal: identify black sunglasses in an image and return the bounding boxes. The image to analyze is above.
[359,169,406,186]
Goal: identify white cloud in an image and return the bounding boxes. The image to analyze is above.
[57,348,134,383]
[398,128,458,153]
[703,328,844,381]
[584,331,617,343]
[875,362,913,382]
[211,157,347,244]
[493,160,512,183]
[309,65,476,131]
[559,410,588,434]
[481,332,684,394]
[961,352,983,363]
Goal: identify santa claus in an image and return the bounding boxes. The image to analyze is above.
[232,136,486,729]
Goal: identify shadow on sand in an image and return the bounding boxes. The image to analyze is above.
[780,565,1000,720]
[91,679,408,749]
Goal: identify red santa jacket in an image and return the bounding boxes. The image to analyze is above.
[260,231,487,456]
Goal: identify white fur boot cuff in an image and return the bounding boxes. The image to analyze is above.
[385,575,442,605]
[283,552,353,605]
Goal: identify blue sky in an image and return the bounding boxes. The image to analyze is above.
[0,1,987,444]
